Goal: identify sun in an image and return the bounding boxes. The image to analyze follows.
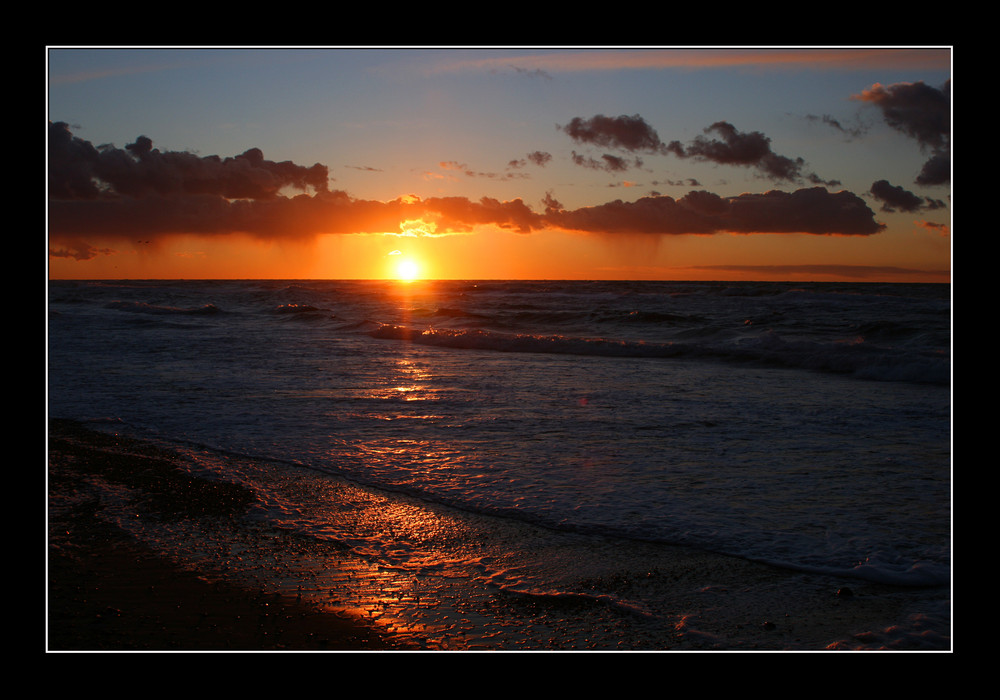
[395,258,420,281]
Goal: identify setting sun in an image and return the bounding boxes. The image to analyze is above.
[396,258,420,281]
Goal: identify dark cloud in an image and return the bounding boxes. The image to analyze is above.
[50,183,884,246]
[542,192,563,214]
[853,80,950,185]
[570,151,641,172]
[543,187,885,236]
[49,121,330,201]
[527,151,552,167]
[869,179,946,213]
[653,177,702,188]
[666,121,809,182]
[507,151,552,170]
[48,186,545,242]
[420,195,542,233]
[915,151,950,187]
[853,81,949,150]
[440,160,529,181]
[803,113,867,140]
[49,124,884,252]
[559,114,667,153]
[560,115,837,184]
[805,172,841,188]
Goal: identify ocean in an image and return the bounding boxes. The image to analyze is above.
[47,278,952,650]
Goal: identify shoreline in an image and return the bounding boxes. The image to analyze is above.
[47,419,950,652]
[47,419,391,652]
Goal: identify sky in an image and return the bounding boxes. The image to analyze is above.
[47,46,952,282]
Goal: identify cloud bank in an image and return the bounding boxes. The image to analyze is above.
[545,188,884,236]
[49,121,330,201]
[48,122,886,259]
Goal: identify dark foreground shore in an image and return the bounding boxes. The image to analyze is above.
[47,419,390,651]
[47,419,950,652]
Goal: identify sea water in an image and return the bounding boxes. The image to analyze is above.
[47,279,951,649]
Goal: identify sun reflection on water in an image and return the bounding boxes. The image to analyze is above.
[295,480,493,648]
[361,355,439,404]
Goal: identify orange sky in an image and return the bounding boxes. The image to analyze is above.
[48,47,952,283]
[48,223,950,283]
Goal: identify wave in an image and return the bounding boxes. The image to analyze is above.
[368,323,949,385]
[396,306,710,336]
[239,430,950,589]
[370,324,687,358]
[105,300,224,316]
[622,309,704,324]
[274,303,323,314]
[272,303,335,322]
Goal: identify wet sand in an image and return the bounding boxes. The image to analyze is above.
[47,420,390,651]
[47,419,949,652]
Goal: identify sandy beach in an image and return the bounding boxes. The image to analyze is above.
[47,420,390,651]
[47,419,949,652]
